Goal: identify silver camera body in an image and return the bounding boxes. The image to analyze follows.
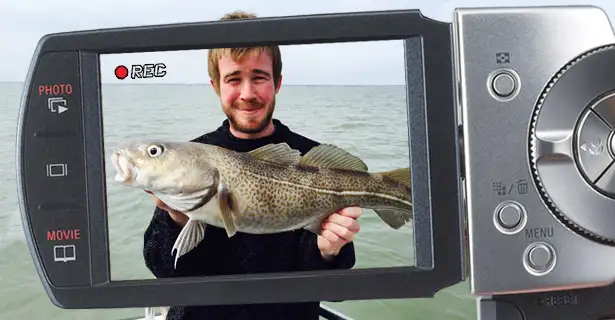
[458,5,615,298]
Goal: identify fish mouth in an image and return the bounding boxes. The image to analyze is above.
[110,149,137,183]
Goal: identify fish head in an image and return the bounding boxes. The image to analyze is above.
[109,140,216,194]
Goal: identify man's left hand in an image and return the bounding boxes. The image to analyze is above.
[317,207,362,260]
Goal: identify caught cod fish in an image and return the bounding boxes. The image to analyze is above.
[110,140,413,267]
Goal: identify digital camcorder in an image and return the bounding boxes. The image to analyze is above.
[15,5,615,319]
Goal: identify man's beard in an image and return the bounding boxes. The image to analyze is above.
[224,97,275,134]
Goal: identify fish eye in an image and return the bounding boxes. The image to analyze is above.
[147,144,164,157]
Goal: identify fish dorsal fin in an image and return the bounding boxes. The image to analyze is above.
[247,143,301,166]
[299,144,368,172]
[377,168,411,185]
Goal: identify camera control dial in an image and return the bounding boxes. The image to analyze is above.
[530,44,615,244]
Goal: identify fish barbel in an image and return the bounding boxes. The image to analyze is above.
[110,140,413,267]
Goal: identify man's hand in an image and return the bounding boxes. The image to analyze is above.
[145,191,189,226]
[317,207,362,260]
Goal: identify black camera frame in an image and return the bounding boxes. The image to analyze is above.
[16,9,465,308]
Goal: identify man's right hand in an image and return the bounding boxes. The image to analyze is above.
[146,191,189,227]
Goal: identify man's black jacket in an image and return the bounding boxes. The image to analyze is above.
[143,119,356,320]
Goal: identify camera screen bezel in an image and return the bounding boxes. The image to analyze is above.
[16,9,465,308]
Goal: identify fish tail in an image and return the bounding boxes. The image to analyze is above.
[372,167,412,229]
[373,206,413,229]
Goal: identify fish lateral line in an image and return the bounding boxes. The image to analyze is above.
[241,170,412,207]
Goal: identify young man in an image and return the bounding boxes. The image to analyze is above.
[142,10,362,320]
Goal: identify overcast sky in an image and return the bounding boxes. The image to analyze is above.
[1,0,612,85]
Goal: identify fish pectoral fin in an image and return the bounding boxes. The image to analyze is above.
[299,144,368,172]
[376,168,411,186]
[247,143,301,166]
[171,218,207,269]
[217,181,239,237]
[373,207,413,229]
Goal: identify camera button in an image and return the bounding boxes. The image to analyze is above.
[21,51,91,288]
[498,204,521,228]
[596,160,615,194]
[491,72,516,97]
[493,201,527,234]
[576,110,614,181]
[591,93,615,128]
[524,242,556,276]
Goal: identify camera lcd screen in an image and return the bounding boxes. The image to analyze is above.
[99,40,415,283]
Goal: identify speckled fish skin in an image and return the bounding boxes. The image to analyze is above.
[205,143,413,233]
[110,140,413,267]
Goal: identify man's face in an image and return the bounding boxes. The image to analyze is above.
[213,50,281,135]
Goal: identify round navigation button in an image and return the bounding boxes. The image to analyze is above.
[595,156,615,195]
[529,45,615,244]
[591,92,615,128]
[492,72,516,97]
[523,242,556,276]
[493,200,527,234]
[575,110,614,182]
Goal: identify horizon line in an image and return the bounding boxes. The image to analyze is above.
[0,81,405,87]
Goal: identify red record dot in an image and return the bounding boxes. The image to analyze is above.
[115,65,128,80]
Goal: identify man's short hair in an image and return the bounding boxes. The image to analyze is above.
[207,11,283,92]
